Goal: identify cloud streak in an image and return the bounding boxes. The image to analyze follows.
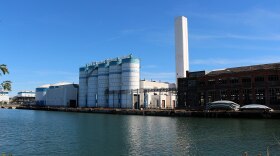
[191,56,280,66]
[191,34,280,41]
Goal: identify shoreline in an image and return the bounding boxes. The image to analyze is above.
[10,105,280,119]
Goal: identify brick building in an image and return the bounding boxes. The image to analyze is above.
[177,63,280,110]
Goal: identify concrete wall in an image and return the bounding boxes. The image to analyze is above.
[140,80,176,109]
[46,84,78,107]
[0,91,9,103]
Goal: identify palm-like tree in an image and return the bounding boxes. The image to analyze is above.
[1,81,11,91]
[0,64,9,75]
[0,64,11,91]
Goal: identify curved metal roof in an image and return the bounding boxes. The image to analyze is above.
[206,100,240,111]
[240,104,273,110]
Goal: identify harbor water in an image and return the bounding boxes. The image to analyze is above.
[0,109,280,155]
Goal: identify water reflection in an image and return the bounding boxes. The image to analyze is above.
[1,110,280,155]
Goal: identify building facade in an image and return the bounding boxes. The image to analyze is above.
[0,90,9,104]
[140,80,176,109]
[13,91,35,105]
[177,63,280,110]
[35,82,78,107]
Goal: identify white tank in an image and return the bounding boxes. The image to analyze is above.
[87,64,98,107]
[79,67,88,107]
[35,84,51,106]
[109,59,122,108]
[121,56,140,108]
[97,61,109,107]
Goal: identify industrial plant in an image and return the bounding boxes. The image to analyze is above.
[79,55,176,109]
[28,15,280,111]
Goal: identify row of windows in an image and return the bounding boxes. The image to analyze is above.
[199,75,279,86]
[198,88,280,105]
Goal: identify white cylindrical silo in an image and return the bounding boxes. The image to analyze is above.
[87,64,98,107]
[35,84,50,106]
[97,61,109,107]
[79,67,88,107]
[121,56,140,109]
[109,59,122,108]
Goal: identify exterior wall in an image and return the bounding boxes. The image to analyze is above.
[178,65,280,110]
[79,67,87,107]
[35,85,50,106]
[97,62,109,107]
[140,80,177,109]
[18,91,35,97]
[109,60,121,108]
[46,84,78,107]
[121,58,140,109]
[87,65,98,107]
[0,91,9,103]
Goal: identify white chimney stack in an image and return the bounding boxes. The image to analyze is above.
[175,16,189,79]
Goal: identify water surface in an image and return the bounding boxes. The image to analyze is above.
[0,109,280,155]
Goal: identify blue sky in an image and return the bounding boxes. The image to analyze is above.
[1,0,280,96]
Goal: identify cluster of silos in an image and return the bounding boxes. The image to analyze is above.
[79,55,140,108]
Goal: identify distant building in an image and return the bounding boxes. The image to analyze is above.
[36,82,78,107]
[177,63,280,110]
[35,84,51,106]
[12,91,35,105]
[140,80,176,109]
[0,90,9,104]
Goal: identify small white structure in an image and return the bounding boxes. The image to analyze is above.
[240,104,273,112]
[140,80,176,109]
[0,90,9,104]
[45,82,78,107]
[175,16,189,79]
[18,91,35,97]
[206,100,240,111]
[35,84,51,106]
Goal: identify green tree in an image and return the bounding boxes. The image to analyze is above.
[0,64,11,91]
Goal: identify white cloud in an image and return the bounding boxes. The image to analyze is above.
[191,56,280,66]
[191,34,280,41]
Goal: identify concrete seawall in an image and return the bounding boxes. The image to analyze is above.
[14,106,280,119]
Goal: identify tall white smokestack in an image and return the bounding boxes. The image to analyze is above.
[175,16,189,79]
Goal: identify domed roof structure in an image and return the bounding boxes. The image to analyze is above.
[240,104,273,111]
[206,100,240,111]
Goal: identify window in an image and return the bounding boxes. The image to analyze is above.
[220,90,227,100]
[208,79,216,85]
[269,88,280,105]
[255,76,264,82]
[268,75,279,81]
[242,78,251,83]
[199,92,205,106]
[199,81,205,86]
[207,91,216,102]
[230,78,239,84]
[242,89,252,104]
[230,89,239,103]
[218,79,227,84]
[256,89,265,104]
